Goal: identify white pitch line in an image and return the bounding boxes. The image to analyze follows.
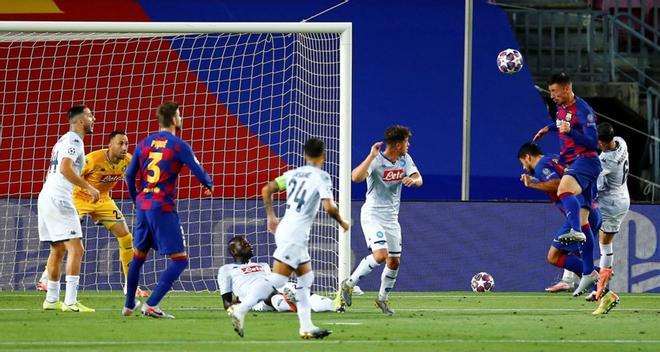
[1,293,659,299]
[0,339,659,346]
[0,307,657,312]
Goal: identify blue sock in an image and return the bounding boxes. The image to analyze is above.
[579,224,595,275]
[146,255,188,307]
[559,192,581,231]
[124,254,146,309]
[557,254,583,275]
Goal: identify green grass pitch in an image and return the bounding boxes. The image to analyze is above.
[1,291,659,351]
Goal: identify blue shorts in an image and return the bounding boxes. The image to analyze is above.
[551,206,602,253]
[564,156,601,206]
[134,209,185,255]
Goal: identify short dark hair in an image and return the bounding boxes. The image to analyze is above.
[157,102,180,127]
[517,142,543,159]
[598,122,615,143]
[548,72,571,86]
[384,125,411,145]
[68,105,88,122]
[304,138,325,158]
[108,130,126,142]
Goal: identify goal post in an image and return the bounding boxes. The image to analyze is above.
[0,22,352,294]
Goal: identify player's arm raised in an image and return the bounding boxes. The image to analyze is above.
[533,122,558,142]
[262,176,285,234]
[351,141,382,183]
[60,157,100,203]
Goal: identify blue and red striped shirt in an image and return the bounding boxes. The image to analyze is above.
[546,96,598,165]
[126,131,213,212]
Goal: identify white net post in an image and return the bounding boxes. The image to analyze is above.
[0,22,352,294]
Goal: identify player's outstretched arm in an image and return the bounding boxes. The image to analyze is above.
[351,141,382,183]
[322,199,349,232]
[262,179,283,234]
[533,123,558,142]
[60,157,99,202]
[520,174,560,192]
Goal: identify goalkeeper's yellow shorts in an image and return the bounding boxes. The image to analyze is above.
[73,196,126,230]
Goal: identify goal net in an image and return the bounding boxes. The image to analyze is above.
[0,23,351,294]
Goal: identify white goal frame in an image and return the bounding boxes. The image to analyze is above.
[0,21,352,289]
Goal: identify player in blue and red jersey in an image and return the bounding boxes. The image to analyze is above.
[122,102,213,318]
[532,73,602,297]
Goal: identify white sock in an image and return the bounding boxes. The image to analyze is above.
[347,255,380,288]
[599,243,614,269]
[270,294,292,312]
[64,275,79,306]
[40,268,48,282]
[295,271,314,331]
[310,294,334,312]
[46,280,60,303]
[378,267,398,301]
[235,273,288,317]
[561,269,575,283]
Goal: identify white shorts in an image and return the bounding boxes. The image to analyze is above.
[38,193,83,242]
[360,212,402,257]
[272,241,311,269]
[599,197,630,234]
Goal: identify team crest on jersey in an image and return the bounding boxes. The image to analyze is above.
[121,165,127,172]
[398,158,406,167]
[565,113,572,122]
[587,113,594,122]
[383,169,405,182]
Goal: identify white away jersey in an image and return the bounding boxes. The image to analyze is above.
[362,152,418,220]
[41,131,85,200]
[598,136,630,200]
[277,165,334,242]
[217,262,271,299]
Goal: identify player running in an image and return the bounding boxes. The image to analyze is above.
[533,73,602,297]
[122,102,213,319]
[218,236,334,313]
[594,123,630,300]
[337,125,422,315]
[228,138,349,339]
[39,105,98,312]
[37,131,148,297]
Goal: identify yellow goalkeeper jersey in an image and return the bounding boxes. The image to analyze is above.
[73,149,132,202]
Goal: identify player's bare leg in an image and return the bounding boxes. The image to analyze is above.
[109,221,148,297]
[376,256,399,315]
[294,262,331,339]
[42,242,65,310]
[338,248,387,312]
[61,239,94,312]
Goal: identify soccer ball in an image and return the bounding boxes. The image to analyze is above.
[497,48,524,74]
[471,272,495,292]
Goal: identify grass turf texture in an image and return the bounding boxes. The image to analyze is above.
[0,291,659,351]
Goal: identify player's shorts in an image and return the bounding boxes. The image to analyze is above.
[360,211,402,257]
[37,193,83,243]
[73,196,125,230]
[134,209,185,255]
[564,155,602,205]
[273,240,311,270]
[551,206,601,253]
[599,196,630,234]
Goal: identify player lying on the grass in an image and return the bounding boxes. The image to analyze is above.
[39,105,99,313]
[518,143,619,315]
[218,236,334,313]
[122,102,214,319]
[594,122,630,300]
[228,138,349,339]
[337,125,422,315]
[533,73,602,297]
[38,131,148,297]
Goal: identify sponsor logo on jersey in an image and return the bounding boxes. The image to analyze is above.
[383,169,405,182]
[241,265,265,274]
[100,174,124,183]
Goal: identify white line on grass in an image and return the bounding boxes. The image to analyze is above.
[0,339,659,346]
[2,293,659,299]
[0,307,658,312]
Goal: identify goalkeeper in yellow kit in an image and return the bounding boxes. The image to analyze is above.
[38,131,148,297]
